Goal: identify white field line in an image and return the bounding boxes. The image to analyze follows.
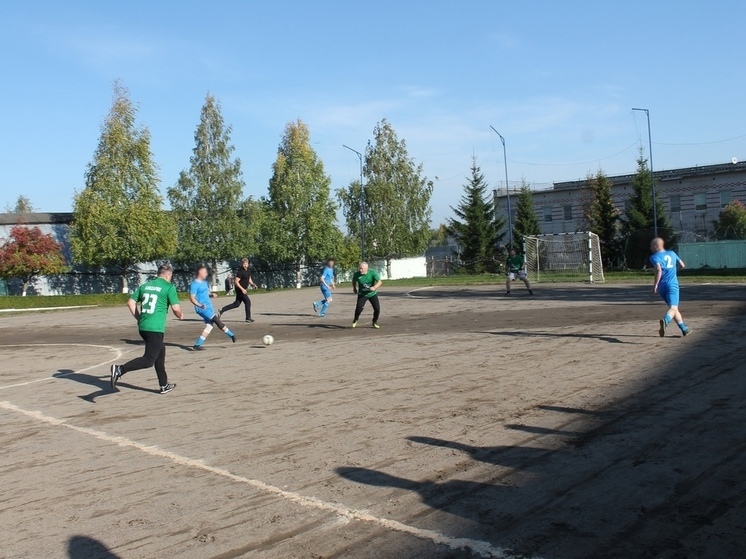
[0,344,124,391]
[0,305,98,313]
[406,286,435,298]
[0,399,519,559]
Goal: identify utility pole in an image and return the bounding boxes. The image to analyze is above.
[632,108,658,237]
[490,126,513,248]
[343,144,366,260]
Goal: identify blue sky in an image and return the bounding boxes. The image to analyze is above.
[1,0,745,224]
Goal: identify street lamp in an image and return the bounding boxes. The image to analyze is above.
[490,126,513,248]
[632,108,658,237]
[343,144,366,260]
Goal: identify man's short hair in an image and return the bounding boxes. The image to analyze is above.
[157,263,173,276]
[242,258,249,264]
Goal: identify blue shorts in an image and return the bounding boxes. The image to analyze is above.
[195,307,216,324]
[320,286,332,300]
[658,284,680,307]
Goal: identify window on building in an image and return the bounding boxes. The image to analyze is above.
[694,192,707,210]
[563,205,573,221]
[543,206,553,222]
[670,195,681,212]
[720,191,732,208]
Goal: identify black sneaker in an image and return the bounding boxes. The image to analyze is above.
[230,334,237,343]
[504,291,511,296]
[216,309,223,318]
[246,318,255,323]
[658,319,667,338]
[110,364,121,390]
[528,289,534,296]
[191,345,205,351]
[160,383,176,394]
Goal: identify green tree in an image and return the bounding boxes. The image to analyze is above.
[713,200,746,239]
[447,157,505,273]
[71,82,175,292]
[338,119,433,278]
[0,224,67,296]
[585,170,621,267]
[263,119,341,286]
[512,180,541,250]
[429,224,450,247]
[621,152,672,267]
[168,94,251,283]
[6,195,34,213]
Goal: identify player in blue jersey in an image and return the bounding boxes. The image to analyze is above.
[189,265,237,350]
[650,238,691,337]
[313,259,336,317]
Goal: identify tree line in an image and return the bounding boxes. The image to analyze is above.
[1,82,436,293]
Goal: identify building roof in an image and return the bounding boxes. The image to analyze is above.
[553,160,746,191]
[0,212,73,226]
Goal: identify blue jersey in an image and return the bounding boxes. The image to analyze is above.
[190,279,213,313]
[650,250,681,287]
[321,266,334,287]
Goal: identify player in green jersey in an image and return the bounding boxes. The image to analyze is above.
[351,261,382,329]
[110,263,183,394]
[505,248,533,296]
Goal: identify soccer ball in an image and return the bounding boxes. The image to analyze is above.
[262,335,274,346]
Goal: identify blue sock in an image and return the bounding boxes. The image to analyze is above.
[224,328,234,338]
[320,302,329,315]
[663,315,672,325]
[195,336,206,347]
[315,300,324,307]
[679,322,688,331]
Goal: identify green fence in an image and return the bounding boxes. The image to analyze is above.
[678,240,746,269]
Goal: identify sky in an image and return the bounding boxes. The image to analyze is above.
[1,0,745,225]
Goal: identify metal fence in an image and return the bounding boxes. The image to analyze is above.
[677,240,746,269]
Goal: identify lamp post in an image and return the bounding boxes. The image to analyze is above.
[632,108,658,237]
[343,144,366,260]
[490,126,513,248]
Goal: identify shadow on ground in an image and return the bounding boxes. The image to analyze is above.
[336,297,746,558]
[54,370,159,402]
[67,535,121,559]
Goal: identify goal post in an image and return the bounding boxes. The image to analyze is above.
[523,232,605,283]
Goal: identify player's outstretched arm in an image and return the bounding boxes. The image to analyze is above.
[127,298,140,320]
[172,304,184,320]
[653,264,662,293]
[189,294,205,309]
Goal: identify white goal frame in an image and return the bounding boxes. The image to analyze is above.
[523,232,605,283]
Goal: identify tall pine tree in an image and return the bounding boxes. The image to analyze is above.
[621,152,672,268]
[447,157,505,273]
[168,94,251,283]
[512,180,541,251]
[338,119,433,278]
[263,119,341,287]
[585,169,621,267]
[71,81,176,292]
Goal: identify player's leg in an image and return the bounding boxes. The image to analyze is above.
[668,288,690,335]
[352,295,366,327]
[520,272,534,295]
[152,334,175,393]
[193,312,214,350]
[319,287,332,317]
[219,292,242,317]
[658,287,676,337]
[505,274,513,295]
[112,331,160,389]
[370,295,381,328]
[211,315,237,342]
[240,291,253,322]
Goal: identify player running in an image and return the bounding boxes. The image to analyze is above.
[505,247,533,296]
[352,261,382,329]
[650,237,691,337]
[313,259,336,317]
[110,263,183,394]
[189,265,237,350]
[219,258,257,323]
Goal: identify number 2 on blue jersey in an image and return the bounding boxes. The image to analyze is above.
[663,255,674,269]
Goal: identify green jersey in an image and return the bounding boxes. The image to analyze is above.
[130,277,180,333]
[507,254,525,272]
[353,269,381,298]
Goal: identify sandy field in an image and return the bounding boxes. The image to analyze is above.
[0,282,744,559]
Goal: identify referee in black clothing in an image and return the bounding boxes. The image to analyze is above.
[219,258,257,322]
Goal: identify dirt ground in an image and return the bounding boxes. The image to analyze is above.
[0,282,744,559]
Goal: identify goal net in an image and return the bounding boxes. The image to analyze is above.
[523,232,605,283]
